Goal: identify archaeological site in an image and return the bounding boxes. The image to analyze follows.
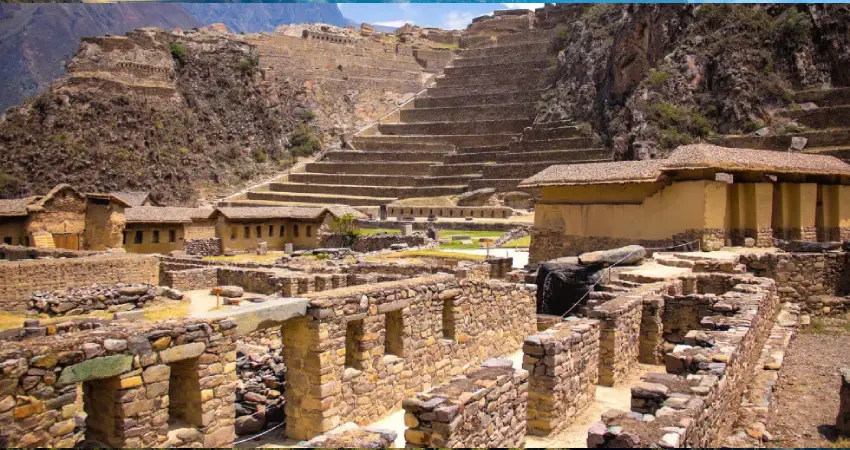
[1,2,850,448]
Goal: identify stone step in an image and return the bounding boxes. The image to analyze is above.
[444,59,549,78]
[653,254,696,269]
[246,190,395,207]
[523,125,586,140]
[494,31,554,47]
[793,87,850,108]
[379,118,530,136]
[450,48,549,68]
[429,163,485,177]
[482,158,612,178]
[788,105,850,129]
[268,182,466,199]
[324,150,446,163]
[425,82,541,98]
[399,102,535,123]
[414,90,544,108]
[348,137,455,152]
[357,134,516,148]
[467,178,526,192]
[289,172,480,187]
[455,145,511,155]
[708,129,850,151]
[512,137,598,152]
[436,68,551,88]
[456,41,551,58]
[443,148,610,164]
[305,161,434,175]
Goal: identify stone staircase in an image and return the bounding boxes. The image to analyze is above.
[239,29,614,207]
[711,87,850,162]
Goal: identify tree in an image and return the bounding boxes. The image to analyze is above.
[331,213,360,247]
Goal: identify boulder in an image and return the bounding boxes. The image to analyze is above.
[790,136,808,151]
[535,262,603,316]
[578,245,646,266]
[777,240,842,253]
[502,191,533,209]
[457,188,495,206]
[119,286,149,296]
[235,414,265,435]
[214,286,244,298]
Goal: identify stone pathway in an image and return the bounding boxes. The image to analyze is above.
[526,364,666,448]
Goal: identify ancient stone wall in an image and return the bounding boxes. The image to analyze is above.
[402,359,528,447]
[0,244,100,260]
[184,238,221,257]
[587,274,779,448]
[0,317,238,448]
[28,283,169,317]
[282,275,536,439]
[387,205,514,219]
[162,268,219,292]
[740,251,849,313]
[0,254,159,312]
[524,318,599,436]
[588,292,643,386]
[318,232,429,252]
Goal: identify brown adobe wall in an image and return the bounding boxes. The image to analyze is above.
[0,254,159,312]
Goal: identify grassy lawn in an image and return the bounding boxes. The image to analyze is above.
[501,235,531,248]
[359,228,401,236]
[387,250,486,261]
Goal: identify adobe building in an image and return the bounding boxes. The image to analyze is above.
[0,184,129,250]
[109,191,158,207]
[520,144,850,262]
[213,206,338,252]
[123,206,216,254]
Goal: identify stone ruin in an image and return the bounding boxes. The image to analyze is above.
[0,238,846,448]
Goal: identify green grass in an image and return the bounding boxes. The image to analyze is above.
[501,235,531,248]
[389,250,486,261]
[203,251,286,264]
[802,313,850,335]
[359,228,401,236]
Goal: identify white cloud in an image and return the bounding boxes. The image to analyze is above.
[397,3,416,14]
[442,11,477,30]
[500,3,546,10]
[374,20,414,28]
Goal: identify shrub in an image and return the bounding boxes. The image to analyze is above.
[777,7,812,51]
[744,121,764,133]
[331,213,360,247]
[237,53,260,75]
[251,148,267,163]
[169,42,188,63]
[289,122,322,157]
[649,103,712,138]
[647,69,669,88]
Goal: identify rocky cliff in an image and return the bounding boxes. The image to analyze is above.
[0,27,314,205]
[537,4,850,159]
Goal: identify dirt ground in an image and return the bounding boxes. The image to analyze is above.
[766,314,850,448]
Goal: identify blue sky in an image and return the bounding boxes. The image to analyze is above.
[338,3,545,30]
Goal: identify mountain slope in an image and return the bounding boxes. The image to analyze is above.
[181,3,348,34]
[0,3,200,110]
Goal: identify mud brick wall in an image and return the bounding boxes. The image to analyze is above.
[524,318,599,436]
[740,251,849,312]
[402,359,528,448]
[0,254,159,312]
[588,275,779,448]
[162,268,218,292]
[282,275,537,440]
[0,318,238,448]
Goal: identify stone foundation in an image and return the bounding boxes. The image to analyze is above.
[0,253,159,311]
[318,232,429,252]
[524,318,599,436]
[184,238,221,257]
[0,318,238,448]
[402,358,528,447]
[305,422,396,448]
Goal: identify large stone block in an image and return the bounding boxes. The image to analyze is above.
[159,342,206,364]
[57,354,134,385]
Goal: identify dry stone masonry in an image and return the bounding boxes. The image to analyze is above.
[402,358,528,448]
[28,284,182,316]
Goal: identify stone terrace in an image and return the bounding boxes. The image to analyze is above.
[711,87,850,163]
[240,28,613,207]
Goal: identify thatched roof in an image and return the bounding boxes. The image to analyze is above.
[110,191,154,207]
[125,207,215,224]
[520,160,665,187]
[214,206,329,221]
[520,144,850,188]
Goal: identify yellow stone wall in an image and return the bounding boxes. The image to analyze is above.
[535,180,726,241]
[85,202,126,251]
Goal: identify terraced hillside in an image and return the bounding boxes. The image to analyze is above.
[711,88,850,162]
[240,29,613,207]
